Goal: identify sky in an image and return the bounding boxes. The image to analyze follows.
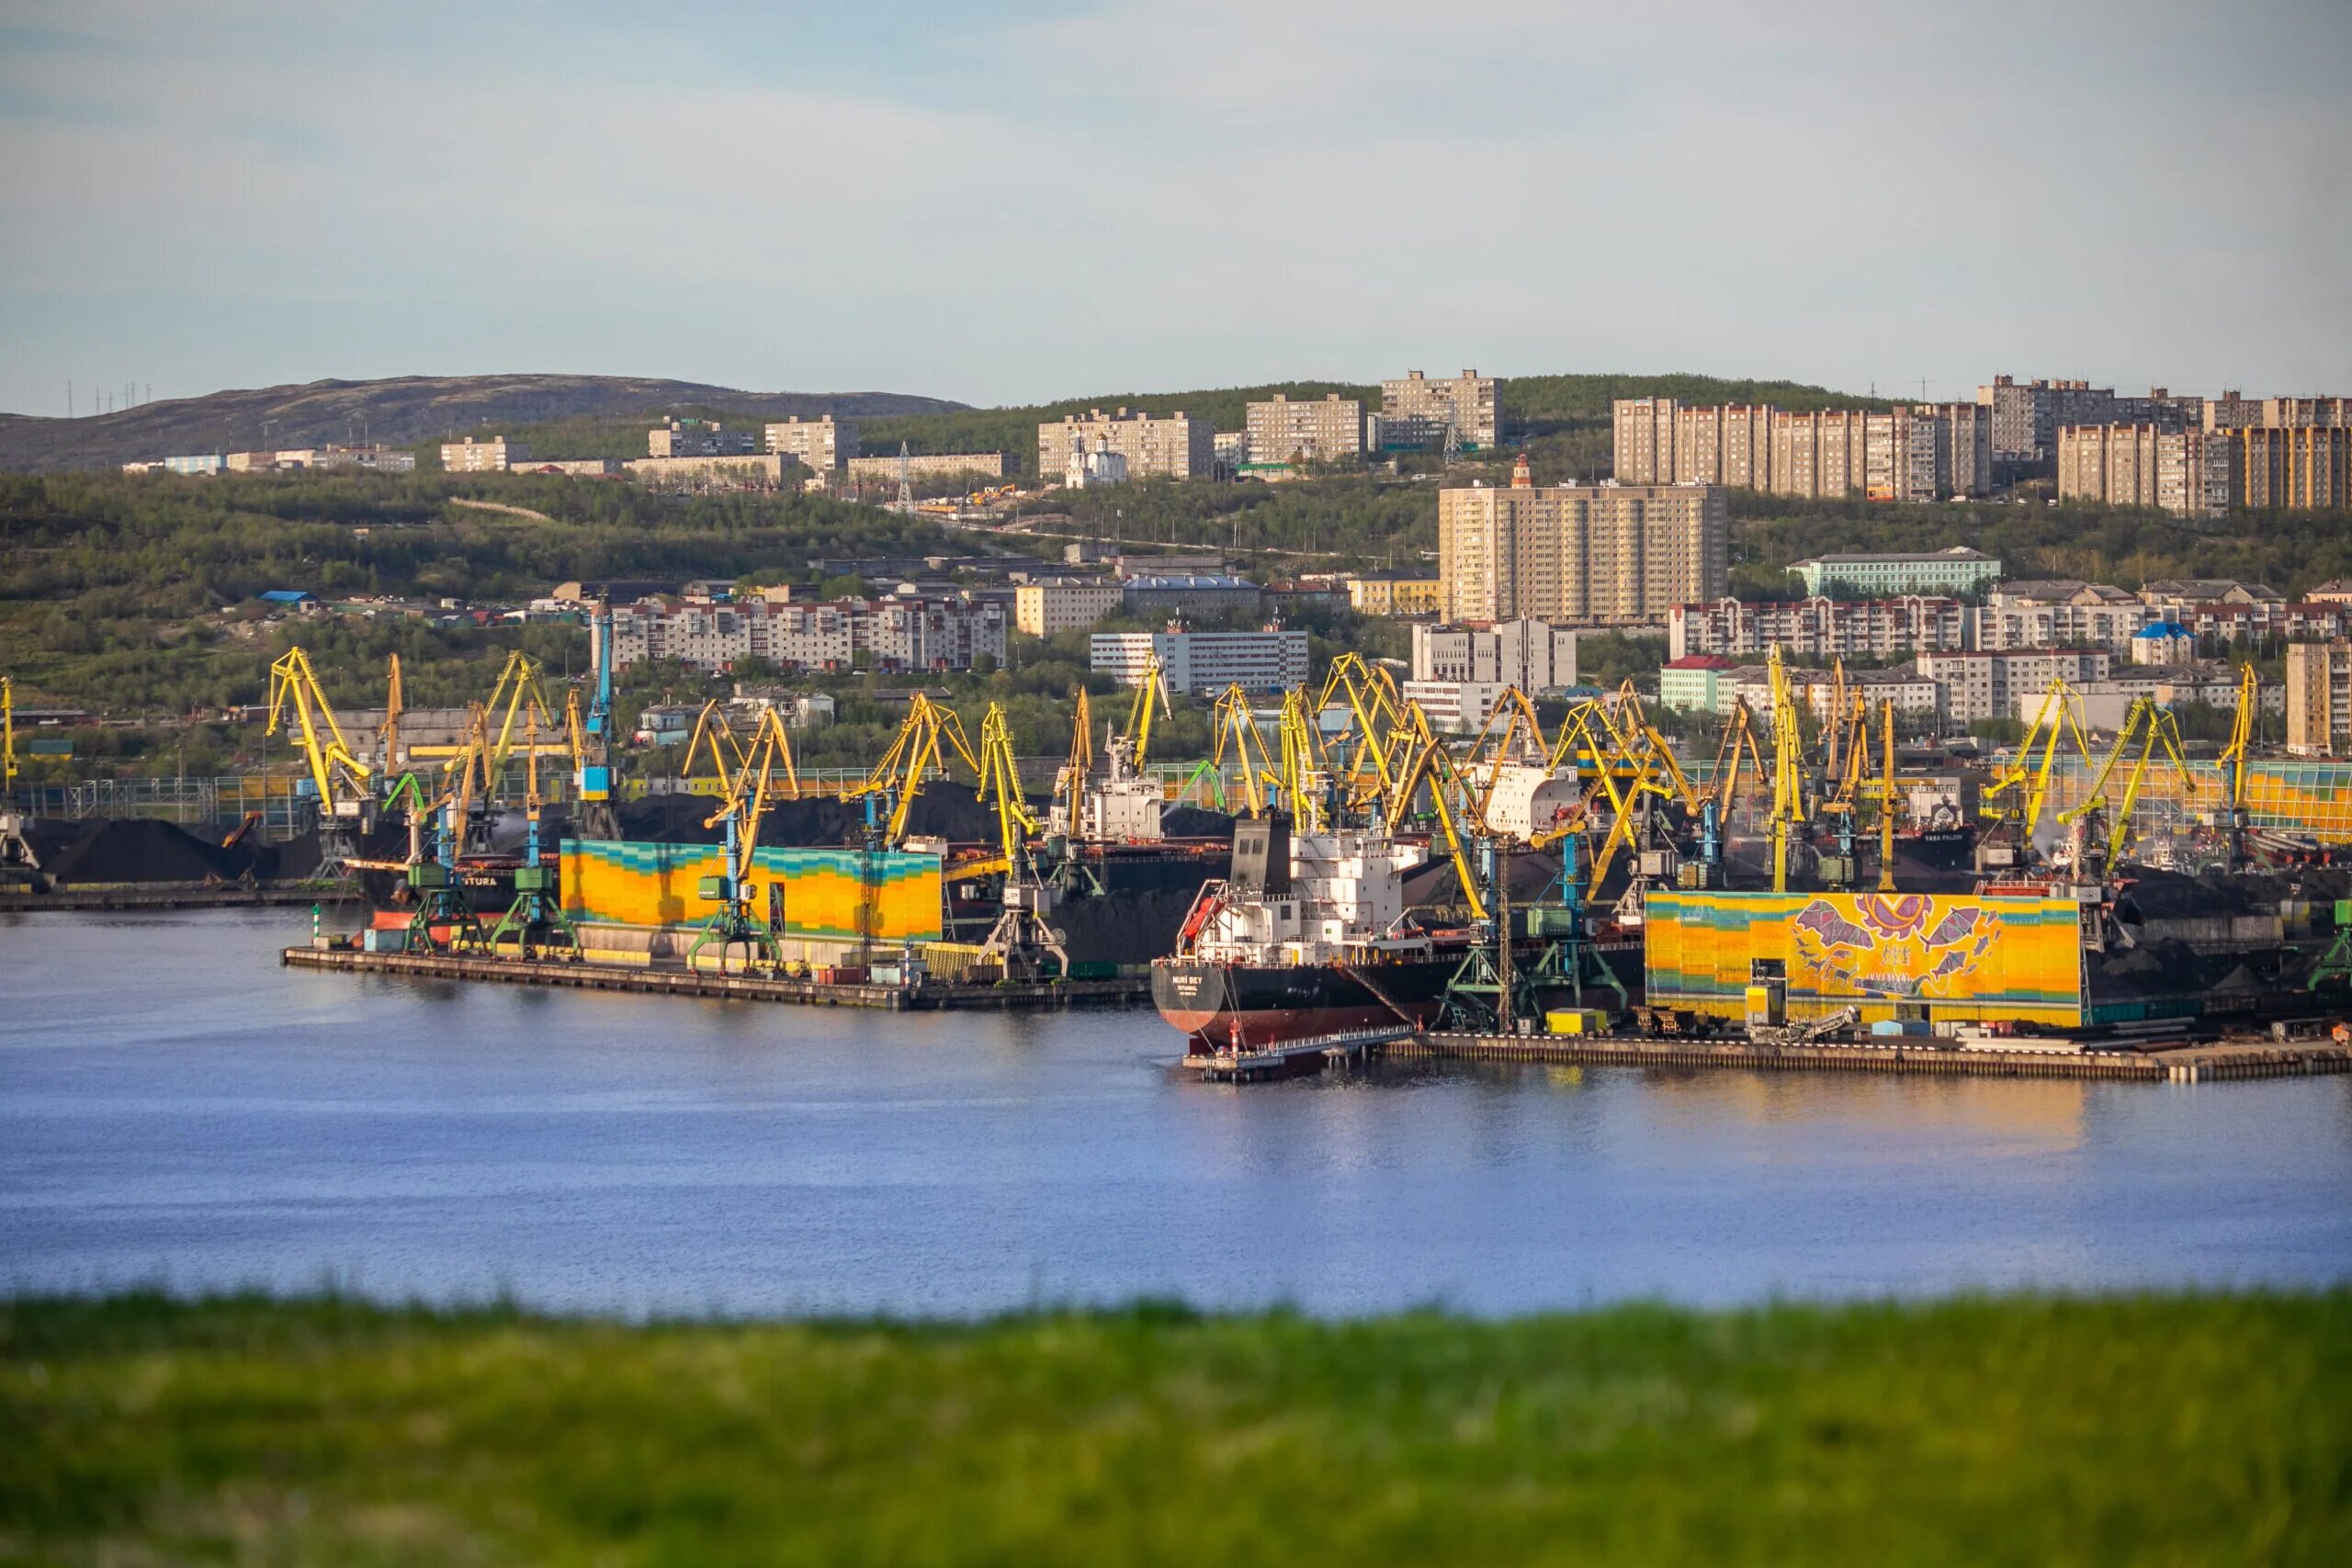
[1,0,2346,417]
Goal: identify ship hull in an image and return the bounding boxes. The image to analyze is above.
[1152,953,1464,1053]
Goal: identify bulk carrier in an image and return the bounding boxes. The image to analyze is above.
[1152,816,1474,1055]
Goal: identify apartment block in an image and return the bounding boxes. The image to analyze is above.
[1244,392,1367,467]
[1438,479,1727,624]
[1789,547,1999,598]
[441,435,529,472]
[1614,400,1988,501]
[1666,596,1969,660]
[2055,423,2236,517]
[2287,641,2352,756]
[649,420,756,457]
[1408,619,1578,690]
[1090,629,1309,694]
[1398,681,1515,735]
[2205,393,2350,432]
[624,454,798,490]
[1976,581,2155,654]
[1122,574,1261,619]
[1915,649,2111,726]
[609,594,1005,675]
[1013,578,1124,637]
[1342,573,1444,615]
[843,451,1011,485]
[511,457,625,477]
[2237,426,2351,512]
[763,415,858,471]
[1380,369,1499,451]
[1038,408,1214,481]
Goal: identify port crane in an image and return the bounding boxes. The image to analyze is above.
[974,702,1067,979]
[572,599,622,840]
[852,694,976,848]
[678,701,797,972]
[2059,696,2197,874]
[1766,647,1809,894]
[1980,676,2093,874]
[403,705,492,954]
[1385,701,1487,924]
[1209,686,1278,818]
[266,647,374,880]
[2213,663,2259,870]
[483,705,582,960]
[2,674,16,797]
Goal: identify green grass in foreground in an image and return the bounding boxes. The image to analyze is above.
[3,1292,2347,1565]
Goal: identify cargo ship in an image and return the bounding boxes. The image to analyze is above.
[1152,816,1472,1054]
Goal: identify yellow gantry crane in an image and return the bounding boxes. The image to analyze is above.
[2,674,16,795]
[1385,700,1487,923]
[975,701,1068,976]
[266,647,372,816]
[1052,685,1093,835]
[1767,647,1809,893]
[2215,663,2260,867]
[1316,653,1409,813]
[677,699,802,971]
[2060,695,2197,872]
[854,694,979,846]
[1210,685,1277,818]
[1122,656,1172,770]
[1983,675,2094,861]
[1274,687,1326,830]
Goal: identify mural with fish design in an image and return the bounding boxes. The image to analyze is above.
[1644,890,2086,1027]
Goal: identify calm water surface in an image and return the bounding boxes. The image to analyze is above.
[5,911,2349,1315]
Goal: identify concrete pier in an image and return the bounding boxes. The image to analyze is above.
[1397,1032,2352,1084]
[282,944,1148,1010]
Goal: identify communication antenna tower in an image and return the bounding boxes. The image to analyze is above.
[895,441,914,516]
[1442,420,1461,468]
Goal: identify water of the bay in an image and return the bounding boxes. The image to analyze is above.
[4,910,2349,1316]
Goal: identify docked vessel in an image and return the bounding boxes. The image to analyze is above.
[1152,816,1469,1053]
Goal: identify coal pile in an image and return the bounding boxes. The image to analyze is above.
[1404,847,1571,910]
[617,789,1005,849]
[34,818,254,886]
[1160,805,1237,839]
[1056,886,1203,966]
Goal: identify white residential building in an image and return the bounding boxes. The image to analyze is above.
[1013,578,1124,637]
[763,415,858,471]
[1789,547,2000,598]
[1408,620,1579,690]
[1399,681,1512,735]
[609,594,1005,675]
[1914,649,2112,726]
[1668,596,1969,660]
[441,435,529,472]
[1090,629,1309,694]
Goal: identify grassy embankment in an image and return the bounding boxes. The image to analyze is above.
[4,1292,2346,1563]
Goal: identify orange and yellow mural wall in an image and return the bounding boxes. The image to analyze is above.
[560,839,944,942]
[1644,890,2087,1028]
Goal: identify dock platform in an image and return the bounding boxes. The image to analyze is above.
[282,944,1148,1011]
[1399,1032,2352,1084]
[3,885,353,914]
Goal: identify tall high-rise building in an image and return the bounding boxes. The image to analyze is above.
[1437,480,1727,623]
[2238,426,2352,512]
[1038,409,1214,481]
[2287,640,2352,756]
[1243,392,1367,466]
[1380,369,1499,451]
[1613,400,1986,500]
[2056,424,2237,518]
